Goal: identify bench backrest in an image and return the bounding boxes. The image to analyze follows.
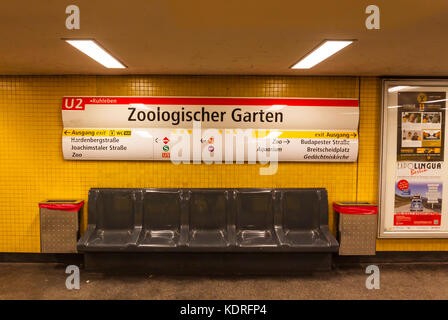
[87,188,328,233]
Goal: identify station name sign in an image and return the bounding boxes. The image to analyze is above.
[127,106,285,125]
[62,96,359,162]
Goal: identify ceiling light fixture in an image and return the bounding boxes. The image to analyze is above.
[64,39,126,69]
[291,40,354,69]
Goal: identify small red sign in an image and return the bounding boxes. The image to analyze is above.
[62,97,85,110]
[394,214,441,226]
[163,137,170,144]
[397,179,409,191]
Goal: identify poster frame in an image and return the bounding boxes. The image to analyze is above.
[379,79,448,238]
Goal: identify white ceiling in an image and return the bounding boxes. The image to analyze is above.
[1,0,448,76]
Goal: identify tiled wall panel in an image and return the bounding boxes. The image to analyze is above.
[0,75,442,252]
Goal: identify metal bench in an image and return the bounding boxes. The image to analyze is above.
[78,188,339,272]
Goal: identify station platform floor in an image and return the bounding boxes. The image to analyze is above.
[1,262,447,299]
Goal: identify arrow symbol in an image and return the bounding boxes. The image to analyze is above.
[64,130,70,135]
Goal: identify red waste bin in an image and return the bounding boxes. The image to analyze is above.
[333,202,378,255]
[39,200,84,253]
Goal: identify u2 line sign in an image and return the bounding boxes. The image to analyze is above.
[61,96,359,162]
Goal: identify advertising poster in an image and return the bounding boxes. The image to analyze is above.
[380,81,448,238]
[397,92,446,161]
[394,162,443,230]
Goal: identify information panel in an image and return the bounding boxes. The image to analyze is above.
[380,80,448,238]
[62,96,359,162]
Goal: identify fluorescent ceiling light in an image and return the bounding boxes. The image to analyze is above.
[291,40,353,69]
[65,40,126,69]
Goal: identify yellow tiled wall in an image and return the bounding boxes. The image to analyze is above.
[0,75,446,252]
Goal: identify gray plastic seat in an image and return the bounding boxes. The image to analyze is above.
[188,189,230,247]
[235,190,277,247]
[277,189,331,248]
[139,190,181,247]
[77,189,140,251]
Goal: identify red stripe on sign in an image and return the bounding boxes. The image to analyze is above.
[62,97,359,109]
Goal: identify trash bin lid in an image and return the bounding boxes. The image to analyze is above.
[39,200,84,212]
[333,202,378,215]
